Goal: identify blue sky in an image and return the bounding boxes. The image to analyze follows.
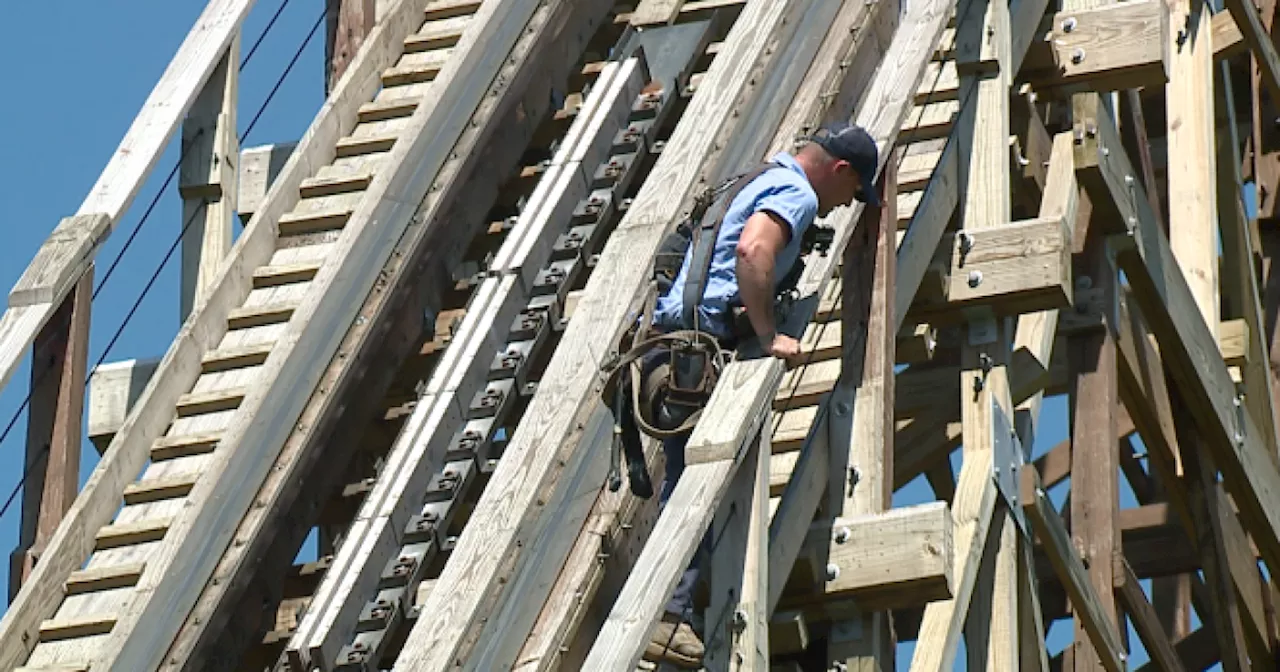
[0,2,1200,669]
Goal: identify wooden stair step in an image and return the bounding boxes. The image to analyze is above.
[16,665,91,672]
[202,342,275,373]
[151,432,221,461]
[424,0,481,21]
[253,261,322,289]
[298,172,374,198]
[358,97,422,123]
[175,387,248,417]
[382,61,445,87]
[278,207,355,236]
[915,60,959,103]
[123,474,200,505]
[38,615,116,642]
[335,133,398,158]
[65,562,146,595]
[95,518,173,551]
[405,17,468,52]
[227,302,298,330]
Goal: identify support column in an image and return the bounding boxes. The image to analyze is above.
[1066,238,1120,672]
[826,156,898,669]
[8,271,92,600]
[179,37,240,322]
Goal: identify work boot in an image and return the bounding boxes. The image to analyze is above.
[644,612,704,669]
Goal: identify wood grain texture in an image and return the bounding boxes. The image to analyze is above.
[1019,469,1126,672]
[0,0,259,397]
[1021,1,1171,91]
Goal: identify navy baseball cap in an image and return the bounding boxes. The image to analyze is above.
[810,122,881,207]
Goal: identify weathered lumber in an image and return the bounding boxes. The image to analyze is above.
[180,36,240,322]
[1114,558,1189,672]
[765,0,953,619]
[516,0,900,665]
[1020,469,1127,672]
[824,153,897,666]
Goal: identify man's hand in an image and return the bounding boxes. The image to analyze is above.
[766,333,803,367]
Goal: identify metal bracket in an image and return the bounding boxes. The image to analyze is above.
[991,398,1029,537]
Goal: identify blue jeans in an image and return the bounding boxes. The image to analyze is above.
[659,430,713,619]
[640,335,737,620]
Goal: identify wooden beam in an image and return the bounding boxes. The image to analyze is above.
[1215,49,1280,460]
[7,272,91,601]
[1066,242,1121,672]
[86,358,161,455]
[705,427,770,670]
[808,503,955,611]
[1176,401,1252,671]
[236,142,297,223]
[1223,0,1280,107]
[1079,96,1280,582]
[0,0,259,394]
[1115,290,1277,658]
[179,37,239,323]
[763,0,953,620]
[1020,1,1172,93]
[904,217,1073,326]
[629,0,684,27]
[1215,10,1246,59]
[1020,469,1127,672]
[894,0,1057,335]
[1167,0,1220,331]
[325,0,376,94]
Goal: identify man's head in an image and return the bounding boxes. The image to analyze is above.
[796,122,880,217]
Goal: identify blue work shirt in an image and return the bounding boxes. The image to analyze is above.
[653,151,819,338]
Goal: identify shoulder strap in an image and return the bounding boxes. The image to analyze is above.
[680,161,780,330]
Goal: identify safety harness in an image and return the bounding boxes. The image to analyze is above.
[601,161,781,497]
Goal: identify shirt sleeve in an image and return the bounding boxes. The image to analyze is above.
[754,180,817,242]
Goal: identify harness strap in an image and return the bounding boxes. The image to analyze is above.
[680,161,782,331]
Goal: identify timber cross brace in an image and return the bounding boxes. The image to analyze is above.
[4,0,1280,670]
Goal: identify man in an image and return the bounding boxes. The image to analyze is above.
[644,121,880,668]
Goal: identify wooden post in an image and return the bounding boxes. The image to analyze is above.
[326,0,377,95]
[7,271,92,600]
[953,0,1018,667]
[179,36,240,322]
[825,154,898,668]
[909,0,1018,667]
[1065,238,1120,672]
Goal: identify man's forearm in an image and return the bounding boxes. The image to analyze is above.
[736,250,777,341]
